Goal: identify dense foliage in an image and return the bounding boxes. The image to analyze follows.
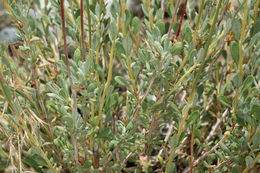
[0,0,259,172]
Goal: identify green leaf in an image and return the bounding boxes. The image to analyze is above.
[169,101,181,114]
[158,155,163,164]
[232,74,242,88]
[230,41,239,65]
[98,127,113,140]
[156,20,165,35]
[217,95,231,108]
[61,115,74,129]
[114,76,130,87]
[49,0,59,8]
[252,105,260,121]
[83,161,92,169]
[72,110,83,128]
[115,40,125,56]
[167,163,176,173]
[252,132,260,148]
[231,165,240,173]
[219,142,230,154]
[232,19,241,40]
[245,156,254,168]
[53,138,63,147]
[125,10,132,28]
[23,154,48,173]
[241,75,254,94]
[2,84,12,105]
[87,83,97,93]
[73,48,81,62]
[250,21,260,37]
[132,17,140,34]
[122,34,132,53]
[171,42,183,56]
[47,93,65,102]
[152,26,161,39]
[197,48,205,62]
[47,169,56,173]
[221,49,227,59]
[195,129,203,140]
[109,20,117,40]
[0,161,8,171]
[220,82,232,95]
[106,92,119,109]
[169,134,178,148]
[187,110,200,126]
[96,64,104,80]
[110,2,119,19]
[92,32,99,50]
[188,49,197,65]
[126,122,134,131]
[197,85,204,98]
[137,49,147,63]
[184,26,192,42]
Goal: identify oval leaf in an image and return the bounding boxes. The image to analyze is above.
[217,95,231,108]
[187,110,200,126]
[114,76,129,87]
[241,75,254,94]
[230,41,239,65]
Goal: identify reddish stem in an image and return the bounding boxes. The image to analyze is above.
[60,0,79,165]
[176,0,187,39]
[217,0,229,27]
[168,0,182,39]
[80,0,86,61]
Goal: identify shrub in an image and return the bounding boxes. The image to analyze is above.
[0,0,259,172]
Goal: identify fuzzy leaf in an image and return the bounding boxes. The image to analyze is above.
[114,76,129,87]
[241,75,254,94]
[171,42,183,56]
[230,41,239,65]
[187,110,200,126]
[217,95,231,108]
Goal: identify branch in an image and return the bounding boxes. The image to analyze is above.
[60,0,79,165]
[206,108,229,142]
[80,0,86,61]
[176,0,187,39]
[130,76,156,123]
[168,0,183,39]
[183,131,230,173]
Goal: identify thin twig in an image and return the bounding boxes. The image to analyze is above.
[207,0,217,17]
[122,152,133,166]
[130,76,156,123]
[156,121,175,160]
[32,66,52,134]
[157,122,189,163]
[206,108,229,142]
[183,131,230,173]
[80,0,86,61]
[165,136,188,172]
[161,0,165,19]
[217,0,230,27]
[168,0,183,39]
[190,125,195,173]
[164,121,175,143]
[60,0,79,165]
[176,0,187,39]
[215,160,230,169]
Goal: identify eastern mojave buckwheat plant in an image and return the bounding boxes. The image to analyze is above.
[0,0,259,172]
